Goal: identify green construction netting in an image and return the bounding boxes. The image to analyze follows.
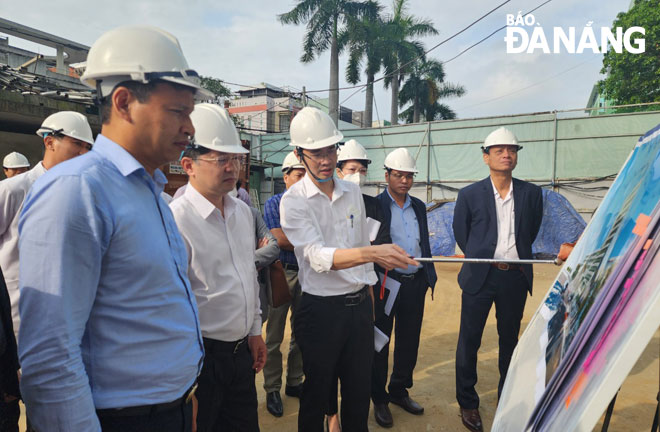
[246,110,660,183]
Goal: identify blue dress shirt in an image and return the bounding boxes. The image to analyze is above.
[18,135,204,431]
[264,192,298,266]
[386,189,422,274]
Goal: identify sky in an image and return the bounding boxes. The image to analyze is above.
[0,0,634,122]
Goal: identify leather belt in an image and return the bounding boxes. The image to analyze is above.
[283,262,299,272]
[392,271,419,281]
[491,262,522,271]
[203,337,248,355]
[305,285,369,307]
[96,382,198,418]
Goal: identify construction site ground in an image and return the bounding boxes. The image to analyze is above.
[17,263,659,431]
[257,263,660,431]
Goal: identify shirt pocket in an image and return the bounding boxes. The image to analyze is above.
[345,206,361,246]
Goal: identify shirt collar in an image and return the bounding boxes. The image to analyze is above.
[301,174,347,201]
[185,183,218,219]
[490,177,513,200]
[33,161,47,175]
[92,134,168,193]
[92,134,145,177]
[386,187,411,209]
[185,183,236,220]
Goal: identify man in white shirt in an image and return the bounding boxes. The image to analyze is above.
[2,152,30,179]
[0,111,93,338]
[171,103,266,432]
[280,107,417,432]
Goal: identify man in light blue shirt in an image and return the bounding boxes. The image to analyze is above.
[371,148,438,428]
[17,26,212,432]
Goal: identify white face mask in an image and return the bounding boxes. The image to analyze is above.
[343,172,366,187]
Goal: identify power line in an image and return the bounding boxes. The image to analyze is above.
[224,0,554,119]
[302,0,515,94]
[444,0,553,64]
[215,0,515,98]
[456,58,595,111]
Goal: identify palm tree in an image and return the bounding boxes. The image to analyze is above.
[341,2,385,127]
[278,0,377,126]
[398,58,465,123]
[381,0,438,125]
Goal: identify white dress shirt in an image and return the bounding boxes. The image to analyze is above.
[170,184,262,342]
[491,178,519,260]
[0,162,47,337]
[280,175,377,296]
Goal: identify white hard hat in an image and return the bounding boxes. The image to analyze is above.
[289,107,343,150]
[482,127,522,150]
[384,148,418,173]
[282,151,305,172]
[338,139,371,164]
[3,152,29,168]
[36,111,94,145]
[80,26,213,101]
[189,103,248,154]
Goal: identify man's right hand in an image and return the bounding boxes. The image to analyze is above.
[371,244,419,270]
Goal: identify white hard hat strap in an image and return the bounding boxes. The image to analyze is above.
[297,147,333,184]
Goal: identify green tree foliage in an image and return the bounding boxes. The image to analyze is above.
[398,58,465,123]
[278,0,377,125]
[382,0,437,124]
[200,76,232,98]
[341,2,385,127]
[598,0,660,112]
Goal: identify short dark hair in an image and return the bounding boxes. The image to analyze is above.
[181,145,211,159]
[99,79,194,124]
[337,159,368,170]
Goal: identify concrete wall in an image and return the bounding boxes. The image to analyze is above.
[0,90,100,179]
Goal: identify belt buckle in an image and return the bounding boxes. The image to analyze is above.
[233,339,245,354]
[497,262,510,271]
[344,293,361,306]
[185,382,198,403]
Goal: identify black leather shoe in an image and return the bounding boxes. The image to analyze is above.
[460,407,483,432]
[266,391,283,417]
[373,403,393,428]
[285,383,304,398]
[390,396,424,415]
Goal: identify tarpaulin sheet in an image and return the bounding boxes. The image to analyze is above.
[425,189,585,257]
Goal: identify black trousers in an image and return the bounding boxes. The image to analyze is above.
[98,400,193,432]
[455,267,528,409]
[0,399,19,432]
[371,271,427,404]
[196,337,260,432]
[294,288,374,432]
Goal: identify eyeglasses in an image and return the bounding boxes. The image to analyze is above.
[343,166,367,175]
[196,155,246,167]
[73,141,93,151]
[302,145,338,163]
[389,171,415,181]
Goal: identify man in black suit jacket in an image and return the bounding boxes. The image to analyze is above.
[452,128,543,432]
[371,148,438,428]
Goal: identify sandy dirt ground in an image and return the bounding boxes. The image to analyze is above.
[255,263,660,431]
[17,263,658,431]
